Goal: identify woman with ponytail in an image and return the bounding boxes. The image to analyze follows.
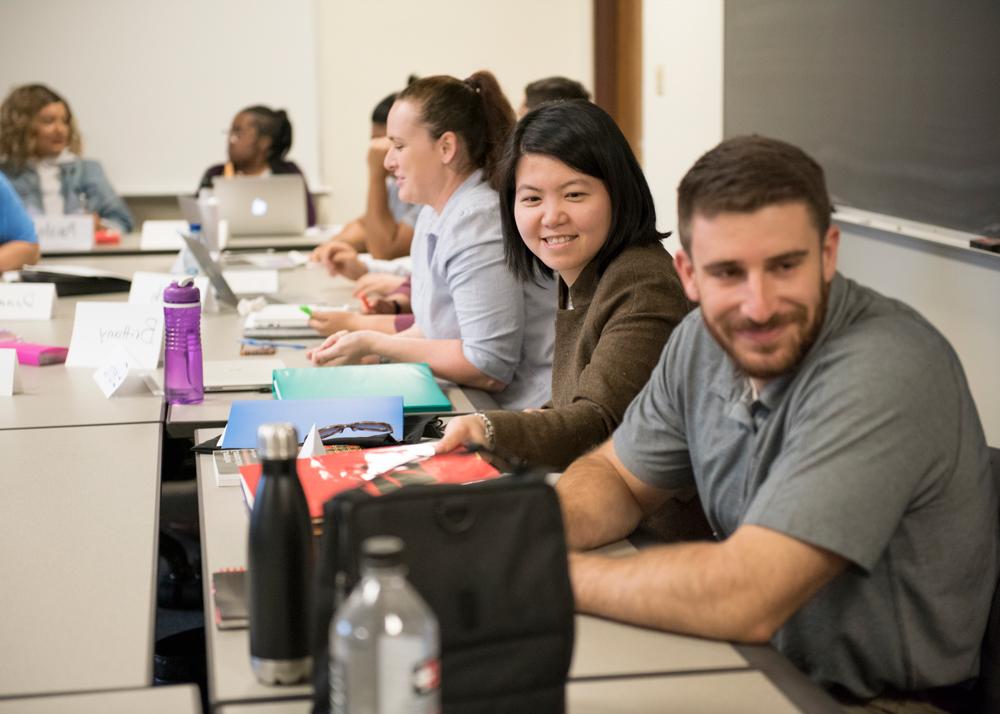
[198,105,315,226]
[309,71,556,410]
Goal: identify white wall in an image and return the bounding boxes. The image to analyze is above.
[640,0,1000,444]
[642,0,724,253]
[0,0,322,195]
[316,0,594,225]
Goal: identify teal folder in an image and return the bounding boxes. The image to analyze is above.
[271,362,453,413]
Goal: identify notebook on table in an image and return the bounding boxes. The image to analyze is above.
[271,363,453,413]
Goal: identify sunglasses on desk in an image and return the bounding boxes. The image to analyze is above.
[318,421,394,442]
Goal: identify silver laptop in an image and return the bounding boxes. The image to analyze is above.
[180,233,280,308]
[212,175,307,237]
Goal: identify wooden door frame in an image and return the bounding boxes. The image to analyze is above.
[594,0,643,161]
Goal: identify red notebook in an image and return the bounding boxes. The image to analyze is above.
[239,445,500,525]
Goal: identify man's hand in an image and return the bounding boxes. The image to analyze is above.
[367,137,392,176]
[435,415,489,454]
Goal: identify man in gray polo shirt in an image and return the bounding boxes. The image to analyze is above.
[557,136,997,708]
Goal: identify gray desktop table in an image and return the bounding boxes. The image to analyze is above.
[0,684,201,714]
[0,423,161,698]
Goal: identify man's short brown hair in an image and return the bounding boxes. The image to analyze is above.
[677,136,832,253]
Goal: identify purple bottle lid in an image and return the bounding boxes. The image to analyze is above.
[164,277,201,306]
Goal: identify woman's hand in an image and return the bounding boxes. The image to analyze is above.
[353,272,407,299]
[435,414,489,454]
[311,240,369,279]
[307,330,380,366]
[307,310,359,336]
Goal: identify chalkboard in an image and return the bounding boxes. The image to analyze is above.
[724,0,1000,238]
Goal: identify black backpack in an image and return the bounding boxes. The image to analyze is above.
[310,473,575,713]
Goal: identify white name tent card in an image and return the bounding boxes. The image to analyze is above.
[128,272,210,307]
[223,269,280,295]
[0,349,21,396]
[92,345,147,398]
[298,423,326,459]
[34,215,94,253]
[0,283,56,320]
[66,302,163,370]
[140,220,190,250]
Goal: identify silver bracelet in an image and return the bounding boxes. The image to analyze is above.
[474,412,495,451]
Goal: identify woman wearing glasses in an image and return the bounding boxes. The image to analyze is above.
[308,72,556,410]
[436,100,691,470]
[197,105,316,226]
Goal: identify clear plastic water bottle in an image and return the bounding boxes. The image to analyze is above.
[162,277,204,405]
[330,536,441,714]
[248,423,314,684]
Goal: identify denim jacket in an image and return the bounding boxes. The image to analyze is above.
[0,156,134,232]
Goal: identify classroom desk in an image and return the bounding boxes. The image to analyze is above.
[41,231,327,257]
[0,684,201,714]
[194,428,826,712]
[214,670,834,714]
[0,423,161,698]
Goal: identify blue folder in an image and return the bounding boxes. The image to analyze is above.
[219,396,404,449]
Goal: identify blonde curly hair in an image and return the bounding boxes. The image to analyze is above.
[0,84,82,170]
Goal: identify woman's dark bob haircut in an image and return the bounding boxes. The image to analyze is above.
[498,99,667,282]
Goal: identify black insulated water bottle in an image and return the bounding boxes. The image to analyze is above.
[248,422,313,684]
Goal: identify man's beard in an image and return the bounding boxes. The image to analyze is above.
[705,279,830,381]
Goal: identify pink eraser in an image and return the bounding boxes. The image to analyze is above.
[0,341,69,366]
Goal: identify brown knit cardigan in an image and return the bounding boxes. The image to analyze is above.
[487,241,691,470]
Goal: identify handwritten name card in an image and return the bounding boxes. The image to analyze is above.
[34,215,95,253]
[93,345,147,398]
[66,302,163,369]
[0,283,56,320]
[0,349,21,396]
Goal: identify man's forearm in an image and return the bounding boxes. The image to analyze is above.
[556,447,647,551]
[571,524,847,644]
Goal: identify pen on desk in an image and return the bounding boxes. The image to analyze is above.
[240,338,309,350]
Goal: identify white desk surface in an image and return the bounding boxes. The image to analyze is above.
[0,423,161,697]
[41,231,325,257]
[0,684,200,714]
[195,429,748,709]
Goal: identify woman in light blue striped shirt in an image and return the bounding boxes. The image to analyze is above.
[308,72,555,409]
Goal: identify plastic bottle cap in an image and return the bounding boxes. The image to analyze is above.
[362,536,405,568]
[163,278,201,305]
[257,422,299,460]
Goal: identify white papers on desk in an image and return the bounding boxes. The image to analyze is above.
[234,251,310,270]
[140,220,189,250]
[203,358,286,392]
[241,303,345,338]
[222,269,279,295]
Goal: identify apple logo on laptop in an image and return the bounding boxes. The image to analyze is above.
[251,198,268,217]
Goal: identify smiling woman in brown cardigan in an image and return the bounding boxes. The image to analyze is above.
[436,100,691,470]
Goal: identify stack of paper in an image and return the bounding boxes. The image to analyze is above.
[242,303,345,338]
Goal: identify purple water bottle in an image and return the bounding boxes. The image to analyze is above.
[163,277,204,404]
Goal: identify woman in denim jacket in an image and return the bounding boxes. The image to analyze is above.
[0,84,134,233]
